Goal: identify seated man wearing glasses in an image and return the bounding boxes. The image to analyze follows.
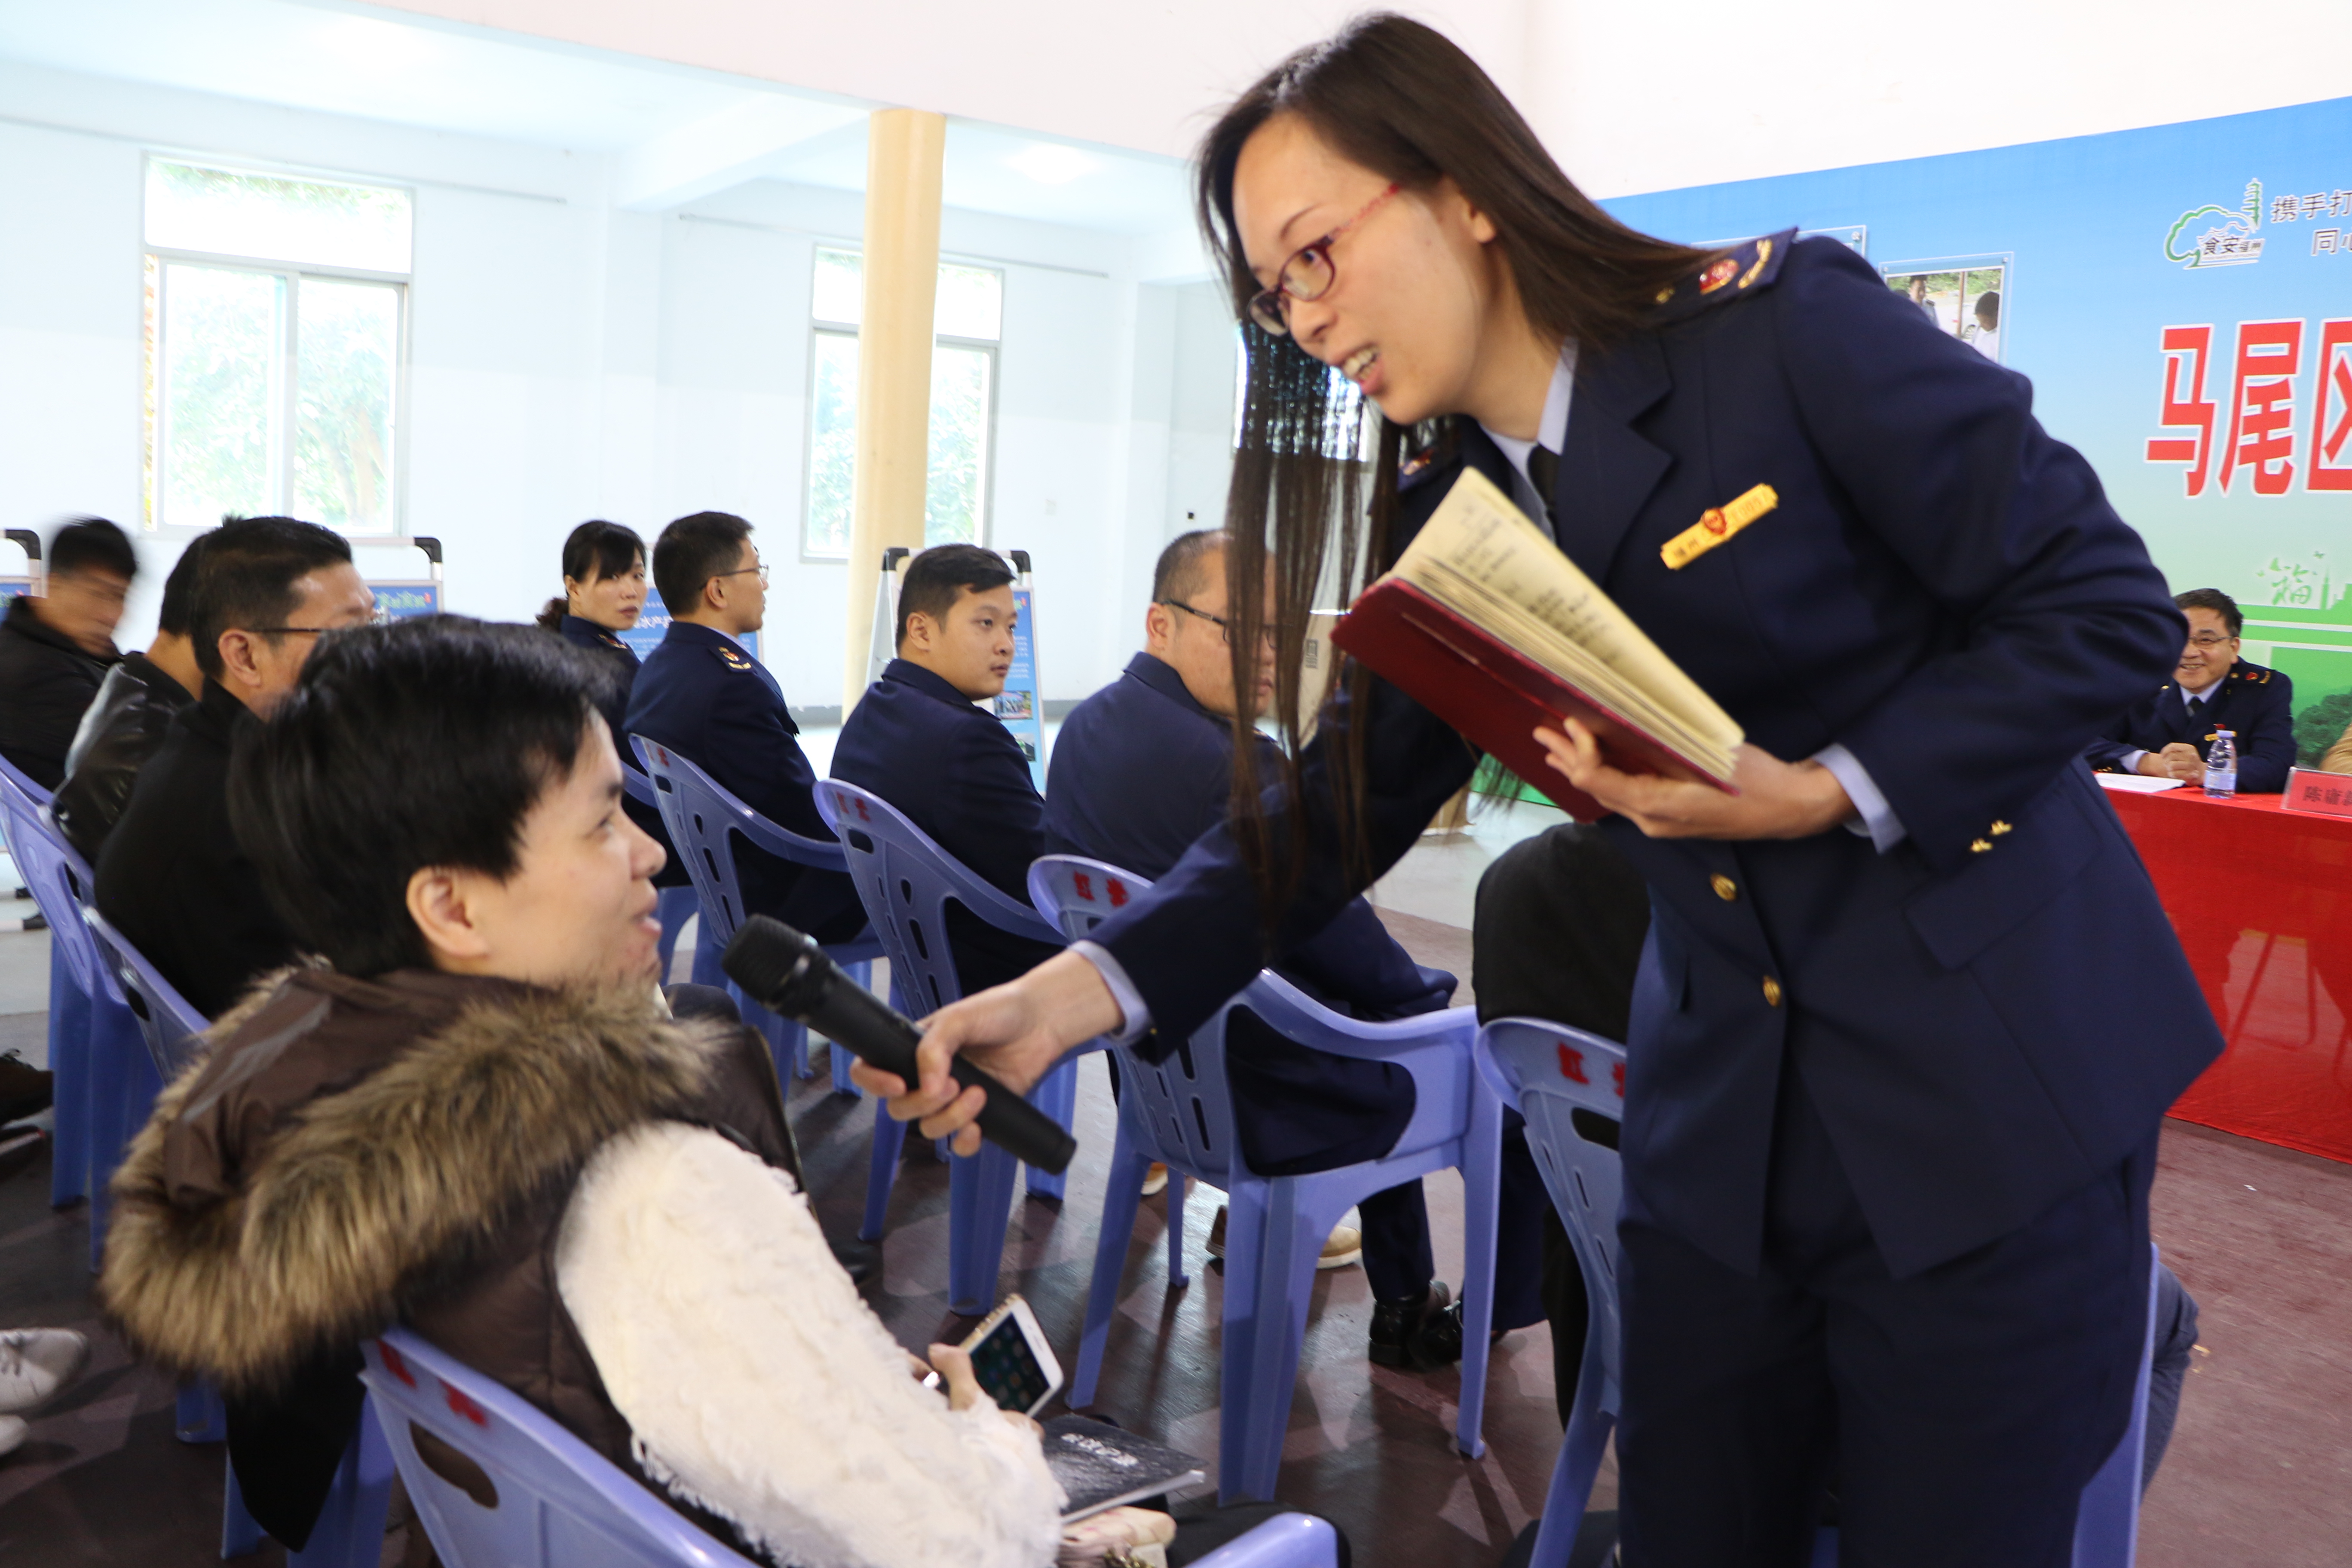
[1043,530,1531,1369]
[626,511,866,945]
[830,544,1062,999]
[2084,587,2295,793]
[96,517,376,1019]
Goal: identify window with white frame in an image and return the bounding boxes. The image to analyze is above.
[805,248,1001,559]
[142,159,412,534]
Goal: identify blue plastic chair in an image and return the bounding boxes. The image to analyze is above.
[816,781,1083,1309]
[617,765,702,981]
[0,772,156,1266]
[1458,1020,1627,1568]
[1465,1018,2162,1568]
[0,759,90,1210]
[1030,854,1479,1504]
[631,737,879,1094]
[359,1326,1335,1568]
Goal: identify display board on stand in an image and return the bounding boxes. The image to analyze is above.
[994,550,1046,790]
[0,530,42,605]
[367,536,444,621]
[864,547,913,691]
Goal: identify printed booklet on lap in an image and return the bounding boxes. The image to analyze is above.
[1329,467,1743,822]
[1041,1416,1208,1522]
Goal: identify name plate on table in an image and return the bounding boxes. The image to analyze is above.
[2282,766,2352,818]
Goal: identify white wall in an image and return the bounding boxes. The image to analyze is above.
[365,0,2352,197]
[0,59,1237,711]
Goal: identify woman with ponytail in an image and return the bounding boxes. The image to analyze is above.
[861,17,2218,1565]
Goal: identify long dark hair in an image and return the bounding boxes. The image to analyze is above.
[536,519,645,632]
[1197,12,1715,918]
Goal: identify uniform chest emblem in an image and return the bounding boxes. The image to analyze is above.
[716,647,753,671]
[1697,256,1740,294]
[1662,484,1779,570]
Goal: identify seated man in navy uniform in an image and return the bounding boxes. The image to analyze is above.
[830,544,1061,998]
[1045,528,1497,1366]
[2086,587,2295,792]
[625,511,865,944]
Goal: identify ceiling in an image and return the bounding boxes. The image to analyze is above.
[0,0,1193,234]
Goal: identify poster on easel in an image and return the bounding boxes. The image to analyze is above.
[0,529,43,605]
[865,547,912,690]
[622,586,758,664]
[368,536,444,622]
[994,550,1046,791]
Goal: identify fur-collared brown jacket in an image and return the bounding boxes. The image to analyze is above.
[98,966,797,1539]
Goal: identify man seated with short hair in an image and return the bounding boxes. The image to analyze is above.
[830,544,1061,998]
[96,518,375,1019]
[100,618,1089,1568]
[0,517,136,790]
[626,511,866,944]
[1046,528,1503,1367]
[54,531,211,860]
[2086,587,2294,792]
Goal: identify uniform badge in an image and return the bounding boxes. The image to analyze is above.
[1737,237,1775,290]
[1662,484,1779,570]
[716,647,753,671]
[1697,256,1740,294]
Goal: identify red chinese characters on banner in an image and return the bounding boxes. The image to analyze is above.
[2146,325,2217,494]
[2313,319,2352,492]
[2147,318,2352,496]
[2221,320,2301,494]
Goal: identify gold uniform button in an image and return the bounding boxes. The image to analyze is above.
[1710,874,1738,901]
[1762,977,1783,1008]
[1990,820,2013,836]
[1970,838,1994,854]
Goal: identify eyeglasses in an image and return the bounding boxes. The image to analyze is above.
[2185,632,2237,648]
[1162,599,1278,646]
[247,626,334,637]
[711,563,770,586]
[1246,184,1402,337]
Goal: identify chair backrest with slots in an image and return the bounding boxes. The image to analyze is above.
[83,906,208,1081]
[1475,1018,1629,1414]
[360,1330,758,1568]
[0,774,97,995]
[632,737,848,952]
[816,781,1060,1017]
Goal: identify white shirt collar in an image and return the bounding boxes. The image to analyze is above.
[1480,344,1578,537]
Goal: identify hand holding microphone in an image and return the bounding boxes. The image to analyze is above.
[721,916,1078,1175]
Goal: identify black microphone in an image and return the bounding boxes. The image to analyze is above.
[721,915,1077,1176]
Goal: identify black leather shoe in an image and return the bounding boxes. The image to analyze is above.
[1369,1281,1464,1369]
[829,1236,882,1287]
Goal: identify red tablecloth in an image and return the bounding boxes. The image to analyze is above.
[2106,784,2352,1164]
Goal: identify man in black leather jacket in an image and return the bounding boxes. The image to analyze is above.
[53,536,209,861]
[0,518,134,790]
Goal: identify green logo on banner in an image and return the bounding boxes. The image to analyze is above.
[2165,178,2267,269]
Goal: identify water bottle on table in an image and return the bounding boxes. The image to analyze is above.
[2203,728,2237,798]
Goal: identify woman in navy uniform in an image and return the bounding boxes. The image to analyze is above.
[860,18,2222,1566]
[536,519,682,885]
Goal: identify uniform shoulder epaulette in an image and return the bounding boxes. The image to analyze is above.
[1396,430,1464,495]
[2231,661,2274,684]
[1650,227,1798,324]
[709,643,756,672]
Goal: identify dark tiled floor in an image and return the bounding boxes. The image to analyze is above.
[4,1023,2350,1565]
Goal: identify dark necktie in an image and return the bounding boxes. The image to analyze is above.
[1526,444,1560,530]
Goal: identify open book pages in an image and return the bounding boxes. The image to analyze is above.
[1387,468,1743,781]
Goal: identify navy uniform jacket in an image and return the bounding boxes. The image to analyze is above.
[1088,233,2223,1279]
[1047,651,1452,1017]
[830,657,1063,998]
[1047,651,1455,1173]
[623,621,864,942]
[2084,659,2296,793]
[560,613,684,888]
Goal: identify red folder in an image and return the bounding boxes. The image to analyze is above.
[1329,578,1738,823]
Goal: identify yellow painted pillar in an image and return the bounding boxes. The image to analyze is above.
[841,107,946,714]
